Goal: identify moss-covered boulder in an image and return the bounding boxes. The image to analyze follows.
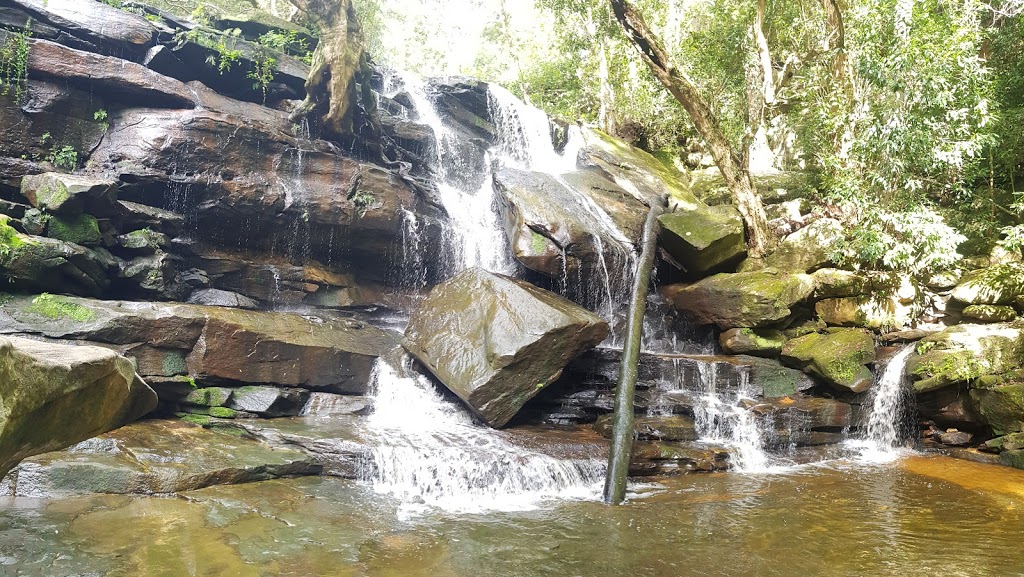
[0,335,158,478]
[951,264,1024,306]
[815,295,915,329]
[404,268,609,428]
[19,173,117,216]
[661,269,815,329]
[969,377,1024,436]
[117,228,170,254]
[46,213,102,246]
[749,218,842,273]
[962,305,1017,323]
[907,324,1024,393]
[658,205,746,275]
[811,268,869,299]
[0,229,117,297]
[781,329,876,393]
[719,328,786,357]
[578,127,698,207]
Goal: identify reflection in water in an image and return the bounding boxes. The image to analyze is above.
[1,456,1023,577]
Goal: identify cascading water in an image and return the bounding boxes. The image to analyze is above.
[642,354,775,472]
[386,73,518,275]
[359,357,605,515]
[847,344,916,463]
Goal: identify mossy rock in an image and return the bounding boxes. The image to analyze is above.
[907,324,1024,393]
[27,293,96,322]
[951,264,1024,306]
[970,383,1024,436]
[998,449,1024,470]
[811,268,869,299]
[19,173,117,217]
[754,218,842,273]
[984,432,1024,452]
[658,205,746,275]
[781,329,876,393]
[185,387,233,408]
[962,305,1017,323]
[661,269,816,329]
[46,213,101,246]
[580,128,698,208]
[117,228,169,254]
[719,328,786,357]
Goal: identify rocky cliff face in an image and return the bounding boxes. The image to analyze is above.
[3,0,1024,487]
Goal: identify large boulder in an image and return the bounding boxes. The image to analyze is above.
[748,218,842,273]
[658,204,746,275]
[907,323,1024,393]
[0,335,158,478]
[781,329,876,393]
[970,378,1024,436]
[719,328,786,357]
[493,167,641,282]
[404,268,610,427]
[661,269,815,329]
[0,226,118,297]
[951,264,1024,306]
[20,172,118,216]
[1,419,320,497]
[577,127,697,207]
[0,294,399,394]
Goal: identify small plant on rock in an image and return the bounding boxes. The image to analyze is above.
[0,22,31,104]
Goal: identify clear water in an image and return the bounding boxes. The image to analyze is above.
[3,456,1023,576]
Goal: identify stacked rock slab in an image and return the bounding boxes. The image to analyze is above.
[0,335,158,478]
[404,268,610,428]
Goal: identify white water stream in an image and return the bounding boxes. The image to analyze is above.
[359,357,605,516]
[847,344,916,463]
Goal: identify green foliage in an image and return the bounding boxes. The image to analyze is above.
[350,190,375,216]
[829,205,966,274]
[94,108,109,132]
[47,145,78,171]
[0,23,31,104]
[214,30,243,74]
[247,45,276,101]
[257,29,311,63]
[208,406,238,418]
[28,293,96,322]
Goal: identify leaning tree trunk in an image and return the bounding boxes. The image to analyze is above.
[609,0,771,259]
[288,0,363,140]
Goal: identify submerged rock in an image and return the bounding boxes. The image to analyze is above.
[0,419,320,497]
[661,269,815,329]
[0,336,158,478]
[404,268,609,428]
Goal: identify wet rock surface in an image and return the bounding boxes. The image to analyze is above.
[0,335,157,478]
[405,268,609,428]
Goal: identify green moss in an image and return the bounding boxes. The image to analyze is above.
[208,406,238,418]
[37,180,69,210]
[177,413,212,427]
[28,293,96,322]
[529,230,549,254]
[916,340,937,354]
[161,352,188,377]
[0,215,23,262]
[47,213,101,246]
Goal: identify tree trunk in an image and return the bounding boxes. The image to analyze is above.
[288,0,363,140]
[608,0,771,258]
[604,196,666,505]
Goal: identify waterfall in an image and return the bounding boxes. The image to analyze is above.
[848,344,916,463]
[387,73,519,276]
[359,357,605,515]
[646,357,775,472]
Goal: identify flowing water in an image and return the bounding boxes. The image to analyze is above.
[4,456,1024,576]
[358,357,605,516]
[847,345,917,463]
